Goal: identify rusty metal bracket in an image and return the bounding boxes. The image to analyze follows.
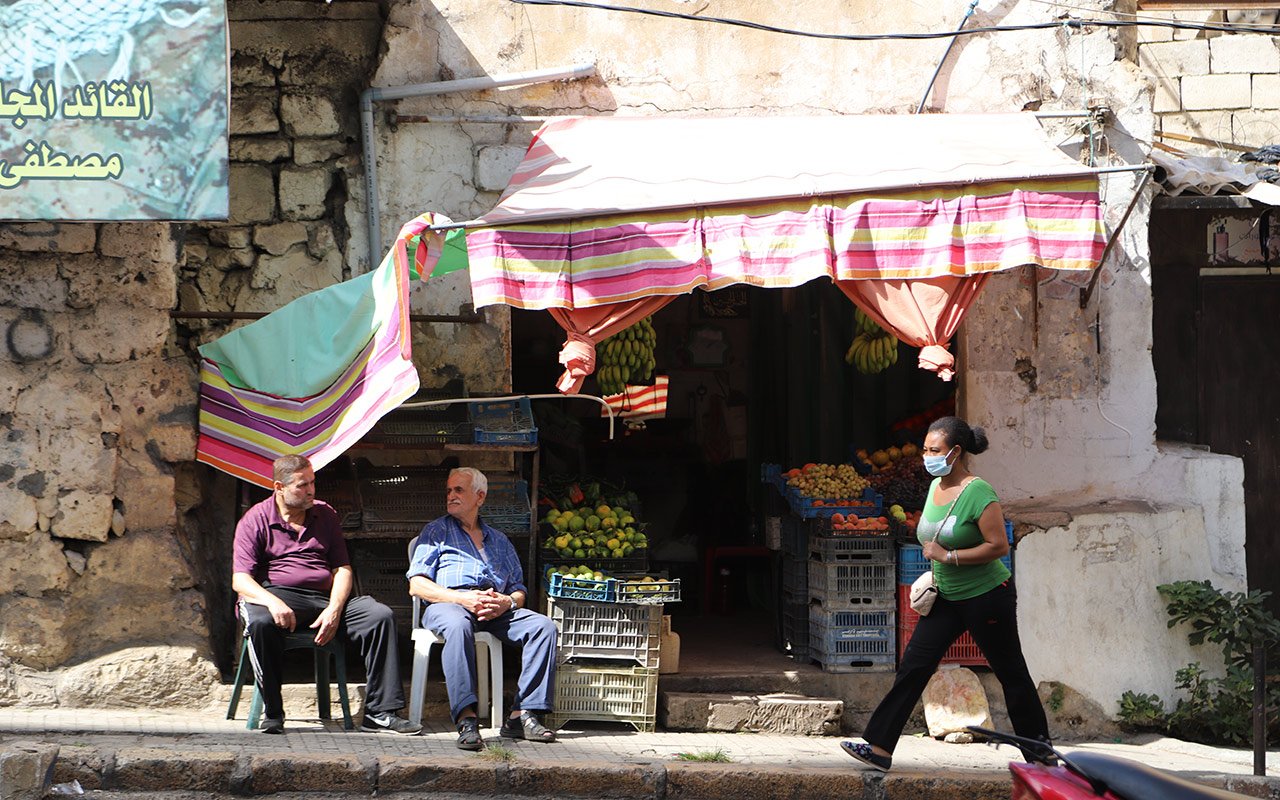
[1079,168,1155,310]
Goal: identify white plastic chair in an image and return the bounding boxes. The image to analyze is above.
[407,540,504,727]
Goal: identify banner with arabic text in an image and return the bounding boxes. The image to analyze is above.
[0,0,229,220]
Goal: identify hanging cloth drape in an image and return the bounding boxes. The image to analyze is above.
[548,295,677,393]
[834,275,991,382]
[195,213,454,487]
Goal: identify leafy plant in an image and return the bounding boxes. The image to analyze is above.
[674,749,731,763]
[1116,581,1280,746]
[1116,691,1164,732]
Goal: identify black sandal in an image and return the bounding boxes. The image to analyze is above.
[456,716,484,751]
[841,741,891,772]
[500,710,556,742]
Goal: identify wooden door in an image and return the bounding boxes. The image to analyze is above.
[1198,277,1280,613]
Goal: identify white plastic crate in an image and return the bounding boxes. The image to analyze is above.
[808,606,896,673]
[808,535,895,563]
[549,598,662,668]
[548,662,658,732]
[808,559,895,608]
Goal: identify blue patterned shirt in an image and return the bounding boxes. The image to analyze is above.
[405,514,527,596]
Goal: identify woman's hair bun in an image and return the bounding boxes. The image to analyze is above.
[968,426,989,455]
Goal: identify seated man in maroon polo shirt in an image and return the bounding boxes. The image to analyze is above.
[232,454,420,735]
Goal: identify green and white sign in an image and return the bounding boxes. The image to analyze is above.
[0,0,228,220]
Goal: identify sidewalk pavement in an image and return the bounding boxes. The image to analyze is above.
[1,708,1277,798]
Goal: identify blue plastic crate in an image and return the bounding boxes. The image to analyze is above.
[787,487,883,520]
[469,398,538,445]
[897,521,1016,585]
[546,572,617,602]
[809,607,896,660]
[483,476,531,534]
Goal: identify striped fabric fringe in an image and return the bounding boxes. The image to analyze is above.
[467,178,1104,310]
[195,214,443,488]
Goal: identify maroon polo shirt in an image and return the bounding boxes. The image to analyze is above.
[232,496,349,593]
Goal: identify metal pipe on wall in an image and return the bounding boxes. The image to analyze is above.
[359,63,597,271]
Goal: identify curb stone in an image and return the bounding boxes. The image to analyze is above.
[0,743,57,800]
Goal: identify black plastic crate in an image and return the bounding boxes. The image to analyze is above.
[363,382,470,445]
[359,466,451,537]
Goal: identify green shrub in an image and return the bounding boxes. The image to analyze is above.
[1116,581,1280,746]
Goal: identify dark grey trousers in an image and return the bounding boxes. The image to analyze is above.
[241,586,406,720]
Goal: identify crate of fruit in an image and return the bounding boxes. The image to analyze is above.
[549,599,661,667]
[545,570,617,603]
[809,535,895,564]
[814,512,891,536]
[469,397,538,446]
[615,576,680,605]
[787,487,883,520]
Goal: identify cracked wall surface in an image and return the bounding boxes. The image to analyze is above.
[0,0,1253,714]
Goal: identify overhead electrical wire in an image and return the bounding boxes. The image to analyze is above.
[507,0,1280,40]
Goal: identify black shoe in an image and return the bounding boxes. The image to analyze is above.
[500,710,556,742]
[360,711,422,735]
[456,716,484,751]
[841,741,891,772]
[260,717,285,734]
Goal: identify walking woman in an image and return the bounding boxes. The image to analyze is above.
[841,416,1050,772]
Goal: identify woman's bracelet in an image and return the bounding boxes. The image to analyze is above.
[948,549,958,565]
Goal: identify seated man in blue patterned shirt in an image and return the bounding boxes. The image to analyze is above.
[406,467,558,750]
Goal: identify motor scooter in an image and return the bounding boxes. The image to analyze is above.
[967,726,1254,800]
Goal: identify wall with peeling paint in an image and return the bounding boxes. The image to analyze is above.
[359,0,1244,716]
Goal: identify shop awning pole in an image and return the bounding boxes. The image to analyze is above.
[1079,167,1155,309]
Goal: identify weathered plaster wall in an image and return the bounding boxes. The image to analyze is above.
[367,0,1207,718]
[1010,502,1234,712]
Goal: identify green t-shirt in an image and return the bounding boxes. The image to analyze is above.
[916,477,1010,601]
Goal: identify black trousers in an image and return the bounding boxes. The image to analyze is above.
[240,586,406,720]
[863,580,1049,754]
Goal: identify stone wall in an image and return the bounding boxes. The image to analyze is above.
[1138,9,1280,151]
[0,0,515,705]
[0,221,214,704]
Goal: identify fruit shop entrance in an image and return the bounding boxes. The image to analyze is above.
[513,281,955,665]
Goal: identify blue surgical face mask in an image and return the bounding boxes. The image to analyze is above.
[923,446,957,477]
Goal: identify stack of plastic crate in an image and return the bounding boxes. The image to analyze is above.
[895,521,1014,666]
[779,514,810,659]
[546,597,661,732]
[807,533,896,672]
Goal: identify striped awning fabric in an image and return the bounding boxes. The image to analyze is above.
[455,114,1106,311]
[195,214,438,488]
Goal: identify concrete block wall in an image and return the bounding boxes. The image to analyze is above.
[1137,12,1280,151]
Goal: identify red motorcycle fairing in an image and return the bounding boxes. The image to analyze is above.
[1010,762,1121,800]
[1011,754,1256,800]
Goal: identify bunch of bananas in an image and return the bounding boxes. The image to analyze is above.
[845,309,899,374]
[595,317,657,396]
